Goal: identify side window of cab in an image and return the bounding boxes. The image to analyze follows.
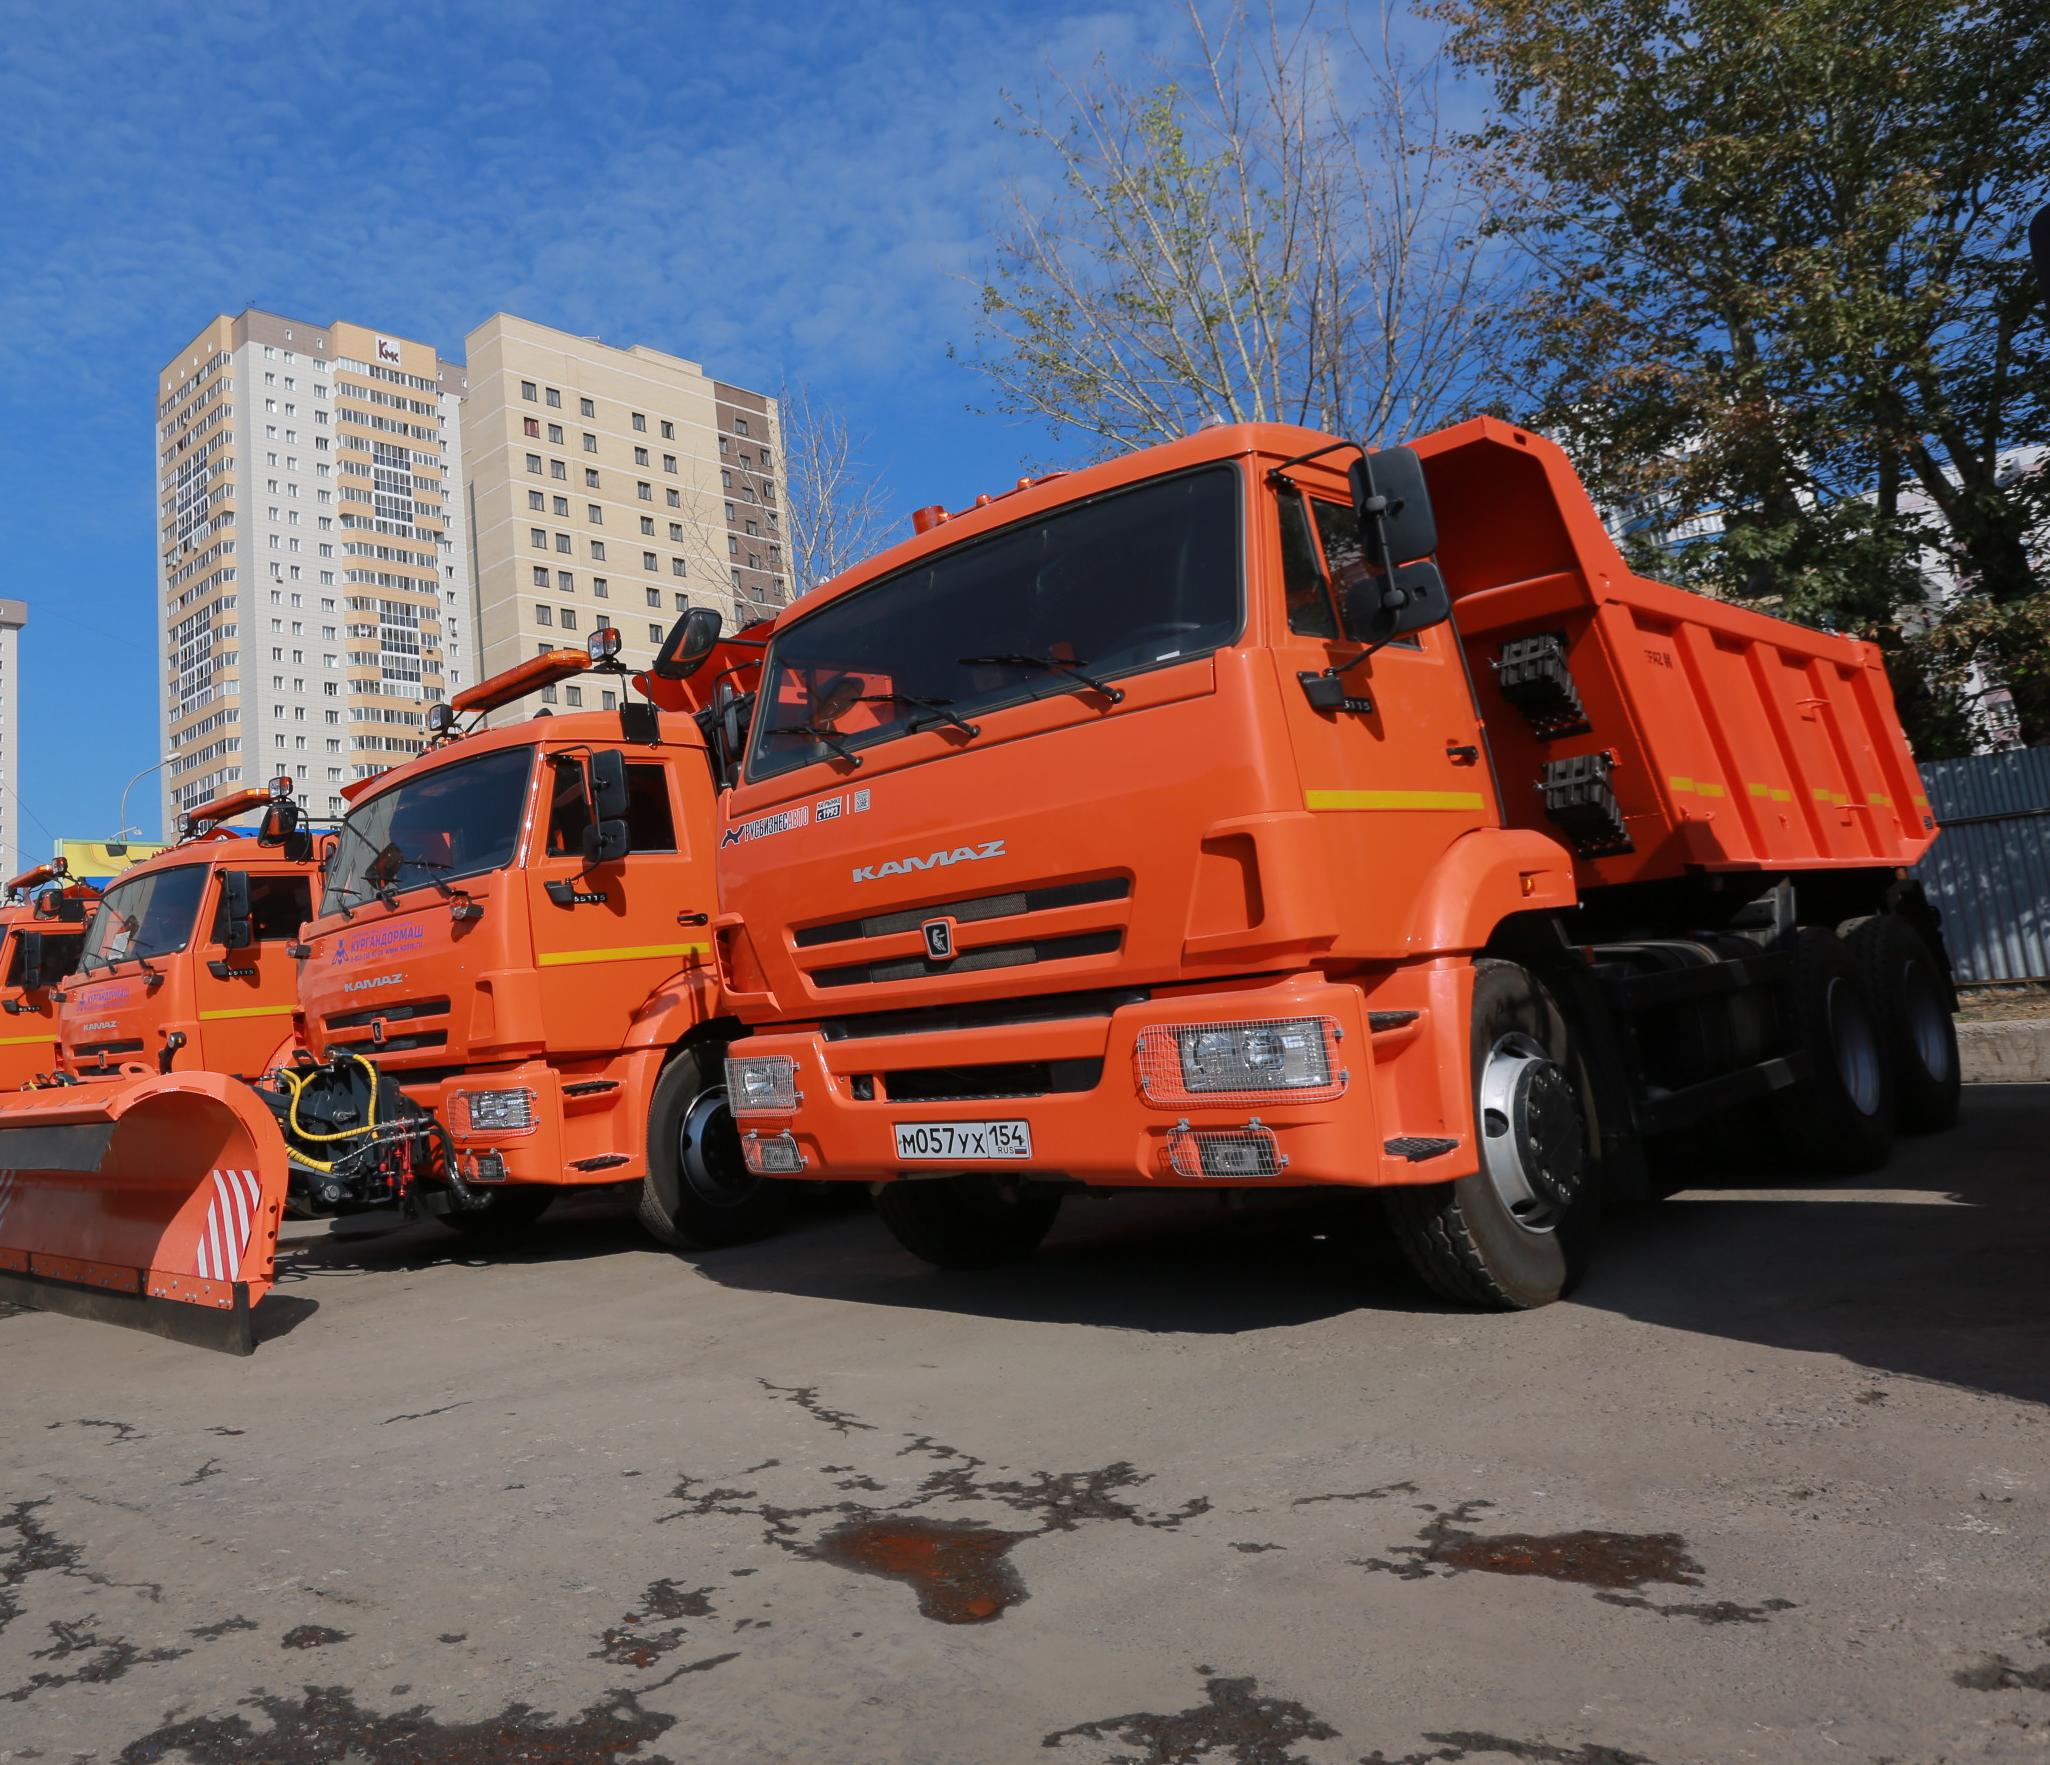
[1279,489,1422,650]
[543,757,678,857]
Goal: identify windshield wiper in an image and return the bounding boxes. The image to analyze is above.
[859,692,979,739]
[958,652,1124,704]
[785,722,864,768]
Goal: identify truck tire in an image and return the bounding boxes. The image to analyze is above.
[1845,914,1960,1133]
[442,1185,556,1240]
[1384,960,1596,1309]
[1771,928,1895,1173]
[638,1048,786,1250]
[874,1177,1062,1269]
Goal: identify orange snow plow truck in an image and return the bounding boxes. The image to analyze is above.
[714,418,1960,1308]
[0,860,101,1087]
[0,626,779,1352]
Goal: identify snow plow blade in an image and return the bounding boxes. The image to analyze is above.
[0,1073,288,1355]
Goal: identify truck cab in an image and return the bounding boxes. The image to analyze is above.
[0,863,98,1088]
[58,785,319,1082]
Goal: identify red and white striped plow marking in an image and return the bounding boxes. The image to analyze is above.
[196,1168,263,1283]
[0,1169,14,1236]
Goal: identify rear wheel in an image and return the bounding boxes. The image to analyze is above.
[638,1048,787,1250]
[441,1185,556,1240]
[1844,915,1960,1134]
[874,1177,1062,1269]
[1772,928,1895,1173]
[1384,960,1596,1309]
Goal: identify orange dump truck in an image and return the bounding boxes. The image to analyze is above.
[712,419,1958,1307]
[0,625,781,1352]
[0,861,100,1087]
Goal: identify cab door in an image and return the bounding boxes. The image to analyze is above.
[1267,476,1497,959]
[190,867,312,1075]
[525,747,712,1058]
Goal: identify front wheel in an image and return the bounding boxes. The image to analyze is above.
[874,1176,1062,1269]
[638,1048,787,1250]
[1384,960,1597,1309]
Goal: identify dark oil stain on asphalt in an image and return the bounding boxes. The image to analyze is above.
[810,1515,1028,1624]
[4,1617,188,1704]
[190,1617,259,1640]
[593,1579,717,1668]
[1231,1541,1285,1553]
[379,1401,470,1426]
[1291,1480,1419,1507]
[180,1458,224,1488]
[1043,1665,1338,1763]
[204,1426,245,1437]
[115,1683,676,1764]
[1954,1653,2050,1692]
[280,1625,350,1650]
[1363,1734,1656,1763]
[47,1418,143,1444]
[760,1379,874,1434]
[2,1498,162,1639]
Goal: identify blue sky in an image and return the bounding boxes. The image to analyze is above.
[0,0,1205,859]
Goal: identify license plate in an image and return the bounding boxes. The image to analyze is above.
[893,1119,1033,1161]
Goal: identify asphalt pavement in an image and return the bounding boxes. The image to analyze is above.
[3,1085,2047,1764]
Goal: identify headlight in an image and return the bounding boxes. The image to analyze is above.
[1134,1016,1344,1104]
[454,1087,536,1134]
[726,1053,799,1113]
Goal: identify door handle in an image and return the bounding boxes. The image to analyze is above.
[1445,742,1480,765]
[677,910,710,926]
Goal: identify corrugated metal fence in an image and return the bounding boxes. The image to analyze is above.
[1914,747,2050,984]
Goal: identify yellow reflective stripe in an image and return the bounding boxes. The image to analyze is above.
[0,1031,54,1047]
[1303,789,1485,812]
[1669,776,1726,798]
[535,941,710,969]
[1746,782,1770,797]
[198,1003,297,1021]
[1867,792,1891,807]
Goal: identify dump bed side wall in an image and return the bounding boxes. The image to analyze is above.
[1413,420,1935,887]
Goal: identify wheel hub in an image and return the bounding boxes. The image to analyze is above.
[678,1083,754,1207]
[1478,1032,1585,1232]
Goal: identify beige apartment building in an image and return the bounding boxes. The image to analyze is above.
[464,315,786,706]
[0,600,24,873]
[155,310,477,829]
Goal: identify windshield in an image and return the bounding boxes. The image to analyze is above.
[79,865,210,972]
[748,465,1242,780]
[322,746,535,916]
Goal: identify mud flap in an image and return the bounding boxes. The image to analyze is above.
[0,1073,287,1355]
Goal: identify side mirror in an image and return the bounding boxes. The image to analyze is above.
[1347,444,1451,640]
[588,748,631,821]
[17,931,46,995]
[258,799,302,849]
[219,870,254,950]
[580,820,631,866]
[654,607,724,680]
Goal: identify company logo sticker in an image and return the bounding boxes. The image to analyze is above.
[330,922,427,965]
[376,336,402,365]
[921,919,956,961]
[851,839,1006,884]
[720,804,813,849]
[815,795,844,821]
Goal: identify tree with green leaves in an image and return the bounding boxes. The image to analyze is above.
[1437,0,2050,751]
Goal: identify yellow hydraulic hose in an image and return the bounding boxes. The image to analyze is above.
[277,1054,384,1173]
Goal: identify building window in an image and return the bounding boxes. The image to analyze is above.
[524,417,540,437]
[591,540,607,560]
[588,505,604,524]
[532,565,549,587]
[640,516,655,535]
[526,453,542,474]
[637,482,652,501]
[565,685,583,708]
[560,607,577,631]
[632,412,647,432]
[555,532,572,553]
[644,587,661,608]
[721,468,732,489]
[547,423,563,444]
[728,536,738,555]
[734,418,749,437]
[557,571,574,591]
[746,519,758,536]
[531,527,548,547]
[671,557,686,577]
[634,446,649,466]
[669,522,683,541]
[731,568,741,590]
[663,454,676,473]
[580,397,595,417]
[536,604,552,626]
[585,468,600,487]
[546,387,562,408]
[642,552,658,570]
[593,577,609,598]
[521,380,537,401]
[583,433,597,453]
[553,495,569,515]
[660,420,675,440]
[528,489,545,510]
[550,459,566,480]
[666,489,680,508]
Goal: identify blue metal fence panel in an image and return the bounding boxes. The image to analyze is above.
[1914,747,2050,983]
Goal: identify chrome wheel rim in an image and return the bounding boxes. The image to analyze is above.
[677,1083,755,1207]
[1477,1032,1584,1235]
[1824,976,1885,1115]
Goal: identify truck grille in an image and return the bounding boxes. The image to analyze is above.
[879,1059,1103,1102]
[318,996,452,1057]
[809,929,1122,990]
[795,877,1130,948]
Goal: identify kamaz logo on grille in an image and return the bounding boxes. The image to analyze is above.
[922,919,955,961]
[851,840,1005,884]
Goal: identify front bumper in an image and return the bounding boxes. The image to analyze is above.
[730,972,1469,1189]
[393,1050,660,1189]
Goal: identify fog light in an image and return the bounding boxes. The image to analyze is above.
[454,1087,536,1134]
[588,625,623,663]
[1165,1122,1287,1179]
[727,1053,798,1113]
[1135,1017,1344,1104]
[742,1131,806,1174]
[471,1151,508,1184]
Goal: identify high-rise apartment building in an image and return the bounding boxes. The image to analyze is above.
[463,315,786,706]
[155,310,478,830]
[0,600,24,872]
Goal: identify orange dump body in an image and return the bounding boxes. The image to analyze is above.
[293,706,726,1194]
[713,420,1935,1197]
